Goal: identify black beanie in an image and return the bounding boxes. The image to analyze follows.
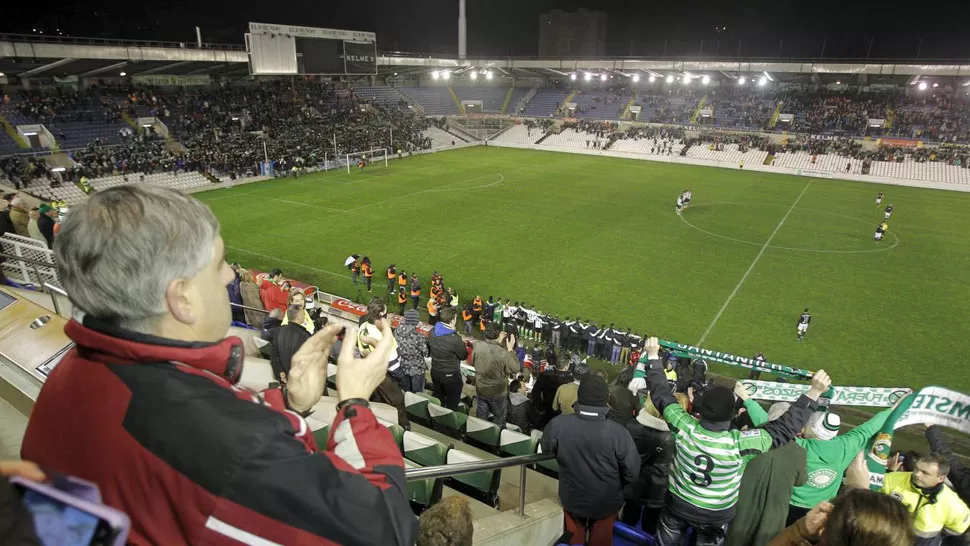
[577,375,609,407]
[697,386,736,422]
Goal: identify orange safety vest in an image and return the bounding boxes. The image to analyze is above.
[411,285,421,297]
[398,274,407,286]
[427,300,437,316]
[363,264,373,278]
[473,297,482,312]
[462,309,472,321]
[479,317,486,331]
[387,268,396,280]
[397,291,407,304]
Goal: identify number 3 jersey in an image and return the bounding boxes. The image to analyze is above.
[663,404,773,512]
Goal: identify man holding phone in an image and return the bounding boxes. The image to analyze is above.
[21,186,417,545]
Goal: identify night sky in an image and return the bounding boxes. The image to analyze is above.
[6,0,970,60]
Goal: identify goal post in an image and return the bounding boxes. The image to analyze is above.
[346,148,389,173]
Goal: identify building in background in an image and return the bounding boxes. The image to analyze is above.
[538,9,608,58]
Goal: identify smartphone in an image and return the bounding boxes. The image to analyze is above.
[11,477,130,546]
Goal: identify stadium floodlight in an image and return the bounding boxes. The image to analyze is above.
[701,75,710,85]
[918,81,927,91]
[648,75,656,83]
[632,74,640,83]
[570,73,577,81]
[600,74,608,81]
[442,71,451,80]
[120,72,127,76]
[584,73,592,81]
[0,72,5,77]
[758,76,768,87]
[432,71,440,80]
[932,82,939,88]
[665,75,674,84]
[486,71,493,80]
[738,76,746,85]
[470,71,477,80]
[682,75,691,85]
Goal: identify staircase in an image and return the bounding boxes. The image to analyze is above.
[120,111,137,129]
[535,130,556,145]
[393,87,425,115]
[769,100,784,128]
[202,171,222,185]
[690,94,708,124]
[448,87,466,115]
[763,153,775,166]
[621,92,639,120]
[559,90,579,115]
[0,116,28,149]
[885,108,895,131]
[499,88,514,115]
[512,85,539,116]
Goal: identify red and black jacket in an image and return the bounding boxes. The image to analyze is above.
[22,316,417,545]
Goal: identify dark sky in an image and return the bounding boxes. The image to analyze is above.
[6,0,970,60]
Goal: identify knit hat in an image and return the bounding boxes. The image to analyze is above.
[403,309,419,326]
[696,386,737,422]
[810,411,841,441]
[576,375,609,407]
[766,402,791,422]
[38,204,53,214]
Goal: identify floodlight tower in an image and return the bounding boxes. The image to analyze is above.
[458,0,467,60]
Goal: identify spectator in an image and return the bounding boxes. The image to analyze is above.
[395,309,429,393]
[21,185,417,544]
[530,353,575,429]
[26,208,45,245]
[237,269,264,327]
[259,268,289,313]
[357,298,408,428]
[8,197,28,237]
[0,194,15,237]
[543,374,640,546]
[608,367,638,426]
[226,263,245,324]
[35,204,57,249]
[621,395,677,535]
[270,304,312,385]
[282,290,315,334]
[553,359,590,416]
[471,323,519,427]
[771,488,915,546]
[925,425,970,507]
[881,452,970,545]
[643,336,829,546]
[427,306,467,410]
[416,496,474,546]
[507,379,532,433]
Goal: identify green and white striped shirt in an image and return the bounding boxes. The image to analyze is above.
[664,404,772,511]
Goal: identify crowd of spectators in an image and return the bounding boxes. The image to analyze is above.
[9,88,123,125]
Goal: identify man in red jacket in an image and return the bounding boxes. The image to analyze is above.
[259,268,290,313]
[22,185,417,545]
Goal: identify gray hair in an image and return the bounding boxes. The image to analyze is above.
[54,185,220,332]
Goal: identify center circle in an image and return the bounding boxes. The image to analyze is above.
[679,202,900,254]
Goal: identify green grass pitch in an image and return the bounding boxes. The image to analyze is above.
[196,146,970,394]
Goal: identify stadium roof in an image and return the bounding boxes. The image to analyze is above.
[3,33,970,86]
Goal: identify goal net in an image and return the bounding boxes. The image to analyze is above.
[346,148,389,173]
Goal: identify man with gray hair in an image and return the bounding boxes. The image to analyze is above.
[21,185,417,545]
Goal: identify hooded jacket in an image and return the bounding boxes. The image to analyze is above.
[394,322,429,377]
[625,410,676,508]
[426,322,466,377]
[542,404,640,520]
[21,316,417,546]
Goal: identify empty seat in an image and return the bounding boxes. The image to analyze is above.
[499,428,532,457]
[444,449,501,508]
[464,415,501,452]
[403,431,448,468]
[428,403,468,439]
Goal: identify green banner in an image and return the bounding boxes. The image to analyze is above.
[740,380,911,407]
[662,340,814,379]
[867,386,970,490]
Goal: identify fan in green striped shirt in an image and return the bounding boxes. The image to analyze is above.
[640,337,830,538]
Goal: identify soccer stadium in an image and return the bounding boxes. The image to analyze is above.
[1,5,970,545]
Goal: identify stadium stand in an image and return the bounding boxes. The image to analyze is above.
[490,124,542,145]
[398,87,461,115]
[522,89,571,118]
[451,87,509,113]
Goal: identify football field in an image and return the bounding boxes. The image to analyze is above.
[197,146,970,393]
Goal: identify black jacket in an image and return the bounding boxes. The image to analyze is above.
[608,383,638,426]
[426,325,466,377]
[542,404,640,519]
[508,392,532,434]
[530,368,574,428]
[271,323,310,381]
[625,411,675,508]
[37,214,55,249]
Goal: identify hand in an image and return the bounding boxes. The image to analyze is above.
[336,322,395,403]
[506,333,516,351]
[0,460,45,482]
[806,370,832,400]
[803,501,834,537]
[844,451,871,489]
[734,381,750,401]
[687,386,696,404]
[645,336,660,359]
[888,452,906,473]
[286,324,341,412]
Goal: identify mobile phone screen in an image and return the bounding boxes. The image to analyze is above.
[21,488,114,546]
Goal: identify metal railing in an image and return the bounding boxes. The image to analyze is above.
[0,252,66,315]
[0,33,245,51]
[405,452,555,517]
